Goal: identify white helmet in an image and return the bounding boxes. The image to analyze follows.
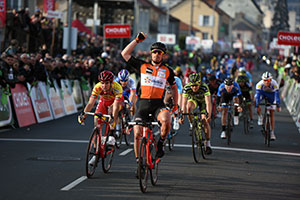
[261,71,272,80]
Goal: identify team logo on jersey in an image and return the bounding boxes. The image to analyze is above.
[157,71,166,78]
[144,77,151,84]
[146,67,153,74]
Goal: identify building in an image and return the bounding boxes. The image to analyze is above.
[170,0,232,52]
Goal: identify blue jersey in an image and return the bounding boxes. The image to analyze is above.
[114,76,136,98]
[255,79,280,107]
[217,81,242,98]
[175,76,183,94]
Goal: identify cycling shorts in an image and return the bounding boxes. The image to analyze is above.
[220,93,237,108]
[134,99,169,122]
[188,99,206,114]
[95,97,114,124]
[241,91,252,104]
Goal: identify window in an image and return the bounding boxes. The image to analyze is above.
[203,16,210,26]
[203,32,209,40]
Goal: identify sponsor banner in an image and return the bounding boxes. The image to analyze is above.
[157,34,176,45]
[28,82,53,123]
[44,0,55,13]
[0,0,6,28]
[0,87,12,127]
[47,10,63,19]
[104,24,131,38]
[72,80,84,109]
[277,32,300,46]
[61,80,77,115]
[10,84,36,127]
[185,36,201,50]
[48,83,65,119]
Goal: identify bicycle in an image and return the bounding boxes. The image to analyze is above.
[115,99,133,148]
[259,99,277,147]
[128,117,161,193]
[241,97,250,134]
[221,102,239,145]
[84,112,116,178]
[182,112,206,163]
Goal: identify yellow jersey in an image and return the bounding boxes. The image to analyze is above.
[91,81,123,101]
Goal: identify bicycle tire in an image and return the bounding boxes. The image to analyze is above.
[124,125,133,146]
[168,131,175,151]
[102,131,115,173]
[85,127,100,178]
[211,104,216,129]
[227,113,232,145]
[150,137,159,186]
[192,121,204,163]
[266,116,271,147]
[139,137,149,193]
[243,108,249,134]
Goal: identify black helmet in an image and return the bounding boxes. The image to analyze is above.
[208,75,216,81]
[237,75,248,83]
[224,78,234,86]
[151,42,167,53]
[189,73,202,84]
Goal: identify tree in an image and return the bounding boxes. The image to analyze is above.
[270,0,290,40]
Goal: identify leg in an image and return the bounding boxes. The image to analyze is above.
[155,109,171,158]
[134,125,143,160]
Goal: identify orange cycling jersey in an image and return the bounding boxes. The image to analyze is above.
[91,81,123,101]
[128,57,176,99]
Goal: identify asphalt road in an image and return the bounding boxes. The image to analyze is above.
[0,64,300,200]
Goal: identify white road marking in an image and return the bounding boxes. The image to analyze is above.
[1,138,300,157]
[60,176,87,191]
[119,148,133,156]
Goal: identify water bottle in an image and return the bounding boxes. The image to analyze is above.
[8,67,13,80]
[173,117,180,130]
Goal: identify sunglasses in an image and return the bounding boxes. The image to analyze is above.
[120,79,128,83]
[263,79,271,82]
[151,49,164,55]
[190,84,199,87]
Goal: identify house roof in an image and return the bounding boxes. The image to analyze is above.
[179,21,201,32]
[216,0,264,15]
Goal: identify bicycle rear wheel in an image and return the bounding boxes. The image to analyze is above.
[102,131,115,173]
[85,127,100,178]
[192,122,205,163]
[124,125,133,146]
[227,113,232,145]
[139,137,149,193]
[266,116,271,147]
[167,130,175,151]
[211,104,216,129]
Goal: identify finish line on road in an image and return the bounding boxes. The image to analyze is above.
[1,138,300,157]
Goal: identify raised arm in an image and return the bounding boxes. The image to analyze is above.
[121,32,146,62]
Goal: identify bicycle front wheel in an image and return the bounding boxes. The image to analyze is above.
[227,113,232,145]
[150,138,159,186]
[243,108,249,134]
[265,116,271,147]
[85,127,100,178]
[102,131,115,173]
[192,122,205,163]
[139,137,149,193]
[124,125,133,146]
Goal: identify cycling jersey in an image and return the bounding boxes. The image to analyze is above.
[114,76,136,98]
[236,75,252,93]
[175,76,183,94]
[216,70,230,81]
[255,79,280,107]
[91,81,123,101]
[183,82,211,102]
[127,56,176,99]
[217,82,242,106]
[208,79,222,95]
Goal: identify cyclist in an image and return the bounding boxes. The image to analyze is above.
[207,75,222,119]
[115,69,137,116]
[216,65,230,82]
[121,33,178,165]
[217,78,243,139]
[238,67,253,87]
[255,71,281,140]
[164,75,183,110]
[236,74,254,128]
[78,70,123,131]
[179,73,212,155]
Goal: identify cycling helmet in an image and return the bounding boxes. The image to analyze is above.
[208,75,216,81]
[224,78,234,86]
[189,73,201,84]
[239,67,247,75]
[118,69,130,81]
[98,70,114,82]
[237,75,248,83]
[206,68,214,75]
[150,42,167,53]
[261,71,272,80]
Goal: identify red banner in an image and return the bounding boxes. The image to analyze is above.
[10,84,36,127]
[44,0,55,13]
[104,24,131,38]
[277,32,300,46]
[0,0,6,28]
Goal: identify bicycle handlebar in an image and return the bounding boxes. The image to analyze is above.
[84,112,112,119]
[128,121,160,127]
[221,103,240,107]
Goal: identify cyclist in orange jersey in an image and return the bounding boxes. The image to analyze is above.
[121,32,178,163]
